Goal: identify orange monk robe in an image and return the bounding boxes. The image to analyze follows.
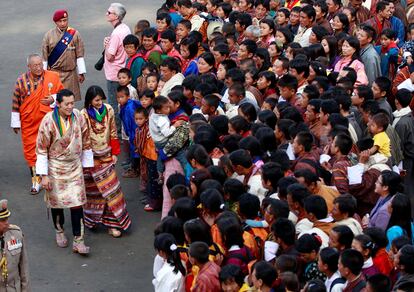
[11,70,64,166]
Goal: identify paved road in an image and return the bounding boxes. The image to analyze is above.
[0,1,162,291]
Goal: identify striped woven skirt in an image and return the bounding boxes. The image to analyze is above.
[83,159,131,230]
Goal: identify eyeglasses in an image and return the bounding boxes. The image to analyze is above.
[106,10,115,15]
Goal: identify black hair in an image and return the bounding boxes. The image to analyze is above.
[239,136,262,158]
[116,85,130,96]
[278,74,298,91]
[334,194,357,217]
[240,39,258,55]
[258,110,277,130]
[354,234,375,257]
[305,279,327,292]
[152,95,169,111]
[255,126,278,153]
[334,133,353,155]
[186,144,212,168]
[358,24,377,42]
[200,188,225,214]
[396,89,413,108]
[156,12,172,25]
[142,27,158,41]
[303,84,320,100]
[319,247,339,272]
[134,106,149,118]
[277,177,298,200]
[276,119,295,140]
[253,261,278,287]
[170,184,189,200]
[56,89,74,104]
[295,233,322,254]
[217,216,244,249]
[123,34,140,48]
[168,90,192,115]
[229,149,252,169]
[183,217,212,245]
[367,274,391,292]
[271,218,296,246]
[387,194,412,240]
[238,103,257,123]
[154,233,186,275]
[166,172,187,190]
[238,192,261,219]
[223,178,246,202]
[304,195,328,220]
[332,225,354,249]
[160,29,176,42]
[189,241,210,264]
[84,85,106,109]
[236,12,253,28]
[207,166,227,186]
[381,170,403,196]
[311,25,329,42]
[295,131,314,152]
[209,115,229,137]
[219,264,245,286]
[289,58,310,78]
[340,249,364,275]
[156,216,185,245]
[374,76,391,96]
[173,197,198,222]
[218,2,233,17]
[335,13,350,33]
[371,112,389,131]
[300,4,316,22]
[267,198,290,219]
[229,116,250,135]
[261,162,284,192]
[180,37,199,60]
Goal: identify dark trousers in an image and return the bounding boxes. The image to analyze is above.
[51,207,84,236]
[106,80,121,136]
[147,159,162,210]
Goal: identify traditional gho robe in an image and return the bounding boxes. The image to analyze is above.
[35,108,93,208]
[80,104,131,230]
[42,27,86,101]
[11,70,64,167]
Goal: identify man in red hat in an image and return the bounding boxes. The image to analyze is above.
[41,9,86,101]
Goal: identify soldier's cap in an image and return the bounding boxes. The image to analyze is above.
[0,200,11,220]
[53,10,68,22]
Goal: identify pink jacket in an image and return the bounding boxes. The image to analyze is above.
[334,57,368,86]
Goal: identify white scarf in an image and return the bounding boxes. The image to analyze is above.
[392,107,412,127]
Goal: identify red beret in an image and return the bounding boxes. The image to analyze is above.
[53,10,68,22]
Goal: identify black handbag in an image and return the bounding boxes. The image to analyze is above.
[94,50,105,71]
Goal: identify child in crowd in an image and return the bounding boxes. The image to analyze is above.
[135,106,161,211]
[146,73,160,95]
[375,29,399,79]
[149,96,186,183]
[118,68,138,100]
[117,86,141,177]
[137,62,158,95]
[123,34,145,88]
[367,113,391,158]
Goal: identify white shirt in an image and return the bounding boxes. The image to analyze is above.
[325,271,345,292]
[152,260,185,292]
[149,113,176,144]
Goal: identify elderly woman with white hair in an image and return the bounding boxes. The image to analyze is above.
[103,2,131,134]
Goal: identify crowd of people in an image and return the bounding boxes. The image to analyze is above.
[8,0,414,291]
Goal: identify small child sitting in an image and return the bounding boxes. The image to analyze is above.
[368,112,391,158]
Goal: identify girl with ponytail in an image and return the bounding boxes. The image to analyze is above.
[153,233,186,292]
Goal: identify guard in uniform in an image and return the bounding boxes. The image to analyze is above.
[0,200,30,292]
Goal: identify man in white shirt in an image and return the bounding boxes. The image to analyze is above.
[293,5,316,48]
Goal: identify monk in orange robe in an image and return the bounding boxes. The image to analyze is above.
[11,54,64,194]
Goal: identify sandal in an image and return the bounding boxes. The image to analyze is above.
[30,177,41,195]
[108,228,122,238]
[56,231,68,248]
[72,237,90,255]
[144,204,157,212]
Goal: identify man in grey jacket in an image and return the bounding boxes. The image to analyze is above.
[357,24,381,86]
